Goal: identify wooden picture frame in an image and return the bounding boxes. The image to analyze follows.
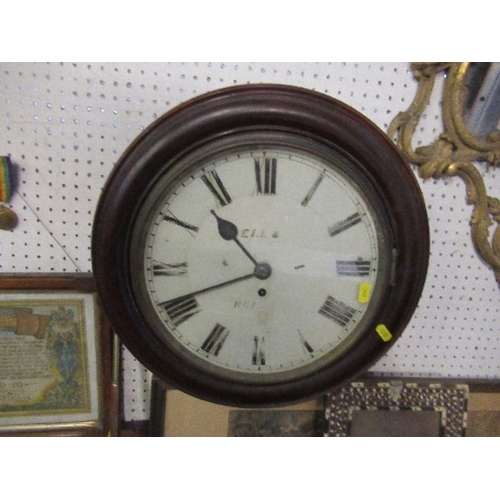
[325,377,500,437]
[149,377,326,437]
[0,274,119,436]
[326,380,469,437]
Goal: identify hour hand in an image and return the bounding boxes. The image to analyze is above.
[211,210,238,240]
[211,210,259,266]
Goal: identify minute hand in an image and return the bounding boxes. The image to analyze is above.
[159,272,255,307]
[211,210,259,266]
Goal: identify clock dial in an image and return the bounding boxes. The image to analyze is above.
[92,84,429,406]
[130,137,392,383]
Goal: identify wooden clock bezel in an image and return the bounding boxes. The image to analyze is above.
[92,84,429,407]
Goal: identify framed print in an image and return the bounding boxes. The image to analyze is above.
[149,377,325,437]
[0,274,119,436]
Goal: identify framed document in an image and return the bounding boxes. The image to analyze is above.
[0,274,119,436]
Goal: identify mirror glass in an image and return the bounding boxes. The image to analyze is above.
[463,62,500,139]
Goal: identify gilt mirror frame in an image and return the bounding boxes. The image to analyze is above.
[388,62,500,286]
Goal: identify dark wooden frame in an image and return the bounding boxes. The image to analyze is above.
[149,376,326,437]
[0,273,119,436]
[92,84,429,407]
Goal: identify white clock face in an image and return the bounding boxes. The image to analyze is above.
[132,139,391,382]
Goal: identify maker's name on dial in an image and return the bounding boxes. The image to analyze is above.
[240,228,279,239]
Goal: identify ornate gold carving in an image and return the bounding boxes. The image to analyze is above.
[388,62,500,285]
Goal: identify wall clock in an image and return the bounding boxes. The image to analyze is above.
[92,84,429,407]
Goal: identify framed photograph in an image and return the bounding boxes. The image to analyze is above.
[0,274,119,436]
[149,377,326,437]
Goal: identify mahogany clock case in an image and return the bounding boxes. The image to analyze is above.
[91,84,429,407]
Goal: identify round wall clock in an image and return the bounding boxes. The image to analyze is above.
[92,84,429,407]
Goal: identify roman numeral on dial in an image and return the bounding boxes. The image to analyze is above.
[336,260,371,277]
[318,296,356,327]
[201,323,229,356]
[301,173,324,206]
[252,336,266,366]
[163,212,199,235]
[328,212,362,237]
[254,158,277,195]
[159,295,201,326]
[201,169,232,206]
[152,261,188,277]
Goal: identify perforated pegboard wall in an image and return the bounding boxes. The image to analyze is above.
[1,62,499,421]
